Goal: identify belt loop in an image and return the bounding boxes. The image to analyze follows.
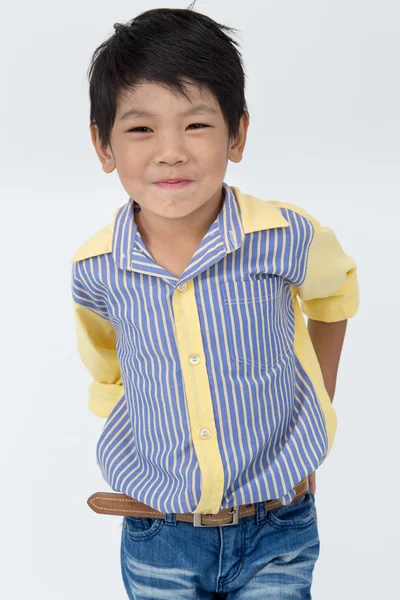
[164,512,177,526]
[256,500,268,525]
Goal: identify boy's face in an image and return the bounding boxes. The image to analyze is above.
[91,81,249,222]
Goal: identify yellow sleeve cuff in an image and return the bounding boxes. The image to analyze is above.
[88,381,125,418]
[72,299,125,418]
[296,223,360,322]
[299,269,360,322]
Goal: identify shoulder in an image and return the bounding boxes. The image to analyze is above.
[70,211,118,263]
[266,200,321,229]
[230,187,321,232]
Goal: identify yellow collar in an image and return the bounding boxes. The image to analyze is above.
[70,185,289,263]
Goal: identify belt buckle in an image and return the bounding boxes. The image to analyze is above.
[193,506,239,527]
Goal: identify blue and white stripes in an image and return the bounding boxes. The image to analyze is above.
[71,182,342,514]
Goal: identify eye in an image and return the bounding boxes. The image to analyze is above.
[128,127,151,133]
[127,123,210,133]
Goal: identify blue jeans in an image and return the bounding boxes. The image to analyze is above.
[120,490,320,599]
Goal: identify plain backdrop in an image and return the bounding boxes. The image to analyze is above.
[1,0,399,598]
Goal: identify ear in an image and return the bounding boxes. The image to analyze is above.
[228,111,250,164]
[90,124,116,173]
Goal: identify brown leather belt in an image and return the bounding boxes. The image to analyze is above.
[87,477,309,527]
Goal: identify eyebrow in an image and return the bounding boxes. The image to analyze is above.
[119,103,219,121]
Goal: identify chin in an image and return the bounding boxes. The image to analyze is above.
[154,199,202,217]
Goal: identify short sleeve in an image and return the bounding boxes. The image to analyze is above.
[71,261,125,417]
[294,217,360,322]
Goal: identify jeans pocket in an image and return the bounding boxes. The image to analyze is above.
[267,491,316,529]
[123,515,165,541]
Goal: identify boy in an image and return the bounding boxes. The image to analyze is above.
[70,4,359,599]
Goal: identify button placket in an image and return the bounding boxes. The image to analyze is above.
[172,277,225,514]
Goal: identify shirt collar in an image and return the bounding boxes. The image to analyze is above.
[70,182,289,265]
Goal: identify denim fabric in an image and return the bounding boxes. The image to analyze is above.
[120,490,320,599]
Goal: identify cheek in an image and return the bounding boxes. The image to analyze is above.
[199,143,228,167]
[115,135,144,156]
[114,145,144,179]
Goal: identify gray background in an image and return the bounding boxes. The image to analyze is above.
[1,0,398,597]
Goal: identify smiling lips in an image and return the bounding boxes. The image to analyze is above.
[154,180,193,189]
[157,179,192,183]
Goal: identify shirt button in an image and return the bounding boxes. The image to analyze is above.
[200,428,211,439]
[189,354,200,365]
[177,283,188,293]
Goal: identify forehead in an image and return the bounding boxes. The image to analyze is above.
[116,81,221,118]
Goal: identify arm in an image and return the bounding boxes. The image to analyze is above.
[307,318,348,402]
[293,212,359,402]
[71,261,125,418]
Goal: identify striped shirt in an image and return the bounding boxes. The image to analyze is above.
[70,182,359,514]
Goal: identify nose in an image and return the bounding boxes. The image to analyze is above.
[155,134,189,165]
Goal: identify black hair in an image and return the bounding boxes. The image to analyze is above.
[87,1,249,148]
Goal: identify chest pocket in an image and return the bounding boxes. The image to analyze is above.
[221,276,293,372]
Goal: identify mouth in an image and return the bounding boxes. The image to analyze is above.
[154,180,193,190]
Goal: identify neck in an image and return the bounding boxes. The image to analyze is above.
[135,188,225,246]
